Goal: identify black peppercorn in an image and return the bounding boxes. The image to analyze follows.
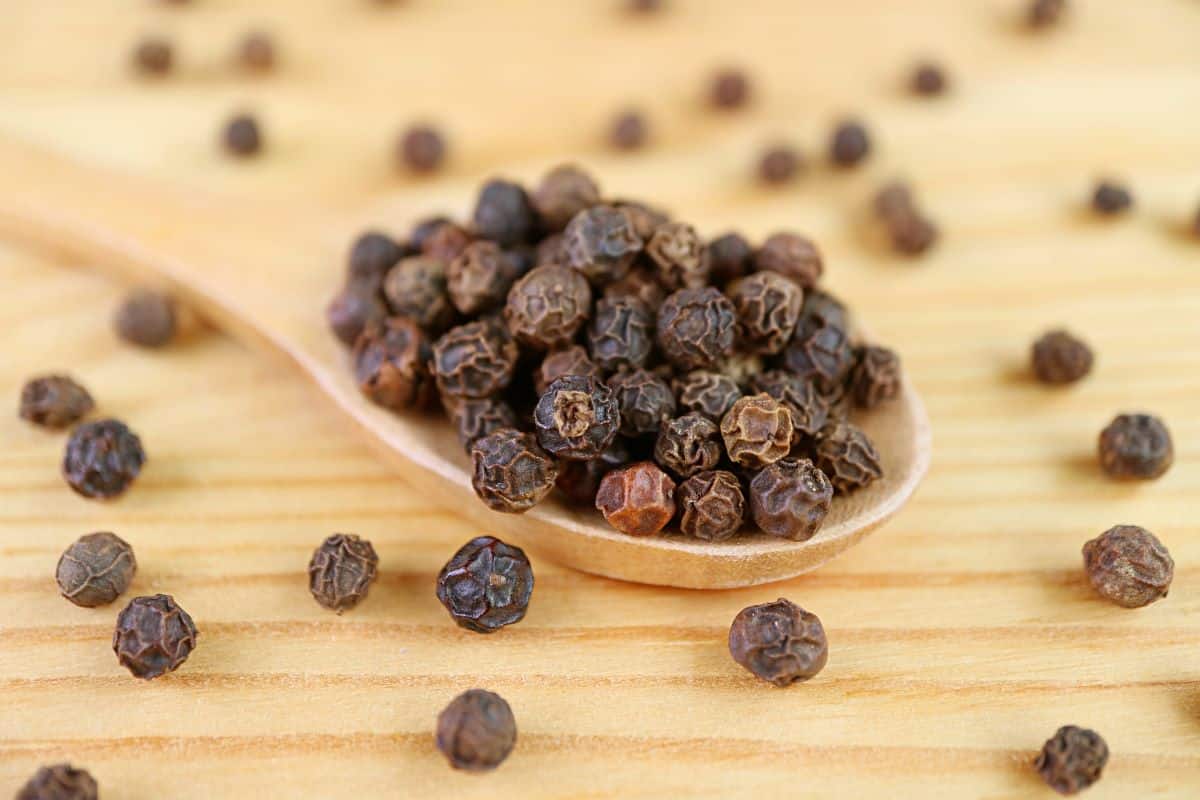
[436,689,517,772]
[222,112,262,157]
[595,461,676,535]
[535,345,602,396]
[1083,525,1173,609]
[564,205,643,285]
[849,345,903,409]
[674,370,742,422]
[587,296,655,371]
[1035,725,1107,795]
[728,598,828,686]
[56,532,137,608]
[237,30,276,72]
[646,221,708,290]
[63,419,146,500]
[829,119,871,167]
[654,413,722,479]
[448,240,520,316]
[473,179,536,247]
[657,287,736,371]
[398,124,446,174]
[602,266,666,309]
[353,317,435,410]
[780,316,855,397]
[758,144,803,185]
[1098,413,1173,480]
[534,375,621,460]
[470,428,558,512]
[382,256,456,333]
[706,232,753,285]
[747,370,829,440]
[447,396,518,453]
[721,394,794,470]
[432,319,520,399]
[436,535,534,633]
[1091,180,1133,216]
[536,232,568,267]
[328,281,388,346]
[114,289,176,348]
[610,109,649,151]
[16,764,98,800]
[608,368,676,437]
[554,438,630,506]
[815,422,883,493]
[19,375,94,429]
[532,164,601,232]
[308,533,379,613]
[709,67,751,109]
[755,232,823,289]
[1028,0,1068,28]
[1032,330,1093,385]
[749,458,833,540]
[727,271,804,355]
[113,593,198,679]
[801,288,850,331]
[347,231,404,284]
[676,469,745,541]
[910,61,947,96]
[133,36,173,76]
[504,264,592,349]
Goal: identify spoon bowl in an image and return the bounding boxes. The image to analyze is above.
[0,137,930,588]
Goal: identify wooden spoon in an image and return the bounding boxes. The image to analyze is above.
[0,137,931,589]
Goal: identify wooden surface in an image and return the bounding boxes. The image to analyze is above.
[2,1,1200,797]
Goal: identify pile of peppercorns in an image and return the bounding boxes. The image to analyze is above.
[328,165,903,543]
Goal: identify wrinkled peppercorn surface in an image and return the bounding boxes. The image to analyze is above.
[1083,525,1173,608]
[721,394,794,470]
[56,532,136,608]
[354,317,434,410]
[654,413,722,479]
[534,375,620,460]
[657,287,736,371]
[432,319,519,399]
[749,458,833,541]
[471,428,558,513]
[728,271,803,355]
[850,345,902,409]
[1098,413,1173,480]
[1035,725,1108,795]
[436,689,517,772]
[308,533,379,613]
[383,256,456,333]
[595,461,676,536]
[755,232,823,289]
[62,419,146,500]
[112,593,198,679]
[728,598,828,686]
[588,296,654,371]
[608,368,676,437]
[564,205,643,285]
[1032,330,1093,385]
[677,469,745,541]
[436,536,534,633]
[815,422,882,493]
[504,264,592,349]
[16,763,98,800]
[19,375,94,429]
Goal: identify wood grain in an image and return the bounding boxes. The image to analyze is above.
[1,0,1199,797]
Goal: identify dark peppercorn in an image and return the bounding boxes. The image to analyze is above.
[829,119,871,167]
[627,0,664,12]
[436,535,533,633]
[1028,0,1068,28]
[611,200,670,241]
[536,345,602,395]
[448,241,520,316]
[555,439,630,506]
[398,124,446,174]
[19,375,94,429]
[534,375,620,460]
[602,266,666,308]
[1032,330,1093,385]
[410,216,452,251]
[646,221,708,290]
[1098,413,1173,480]
[133,36,173,76]
[1035,725,1107,795]
[432,319,519,399]
[709,67,751,109]
[447,396,518,452]
[383,256,456,332]
[707,232,753,285]
[815,422,882,493]
[504,264,592,349]
[1091,180,1133,216]
[16,764,98,800]
[728,598,828,686]
[237,30,275,72]
[536,232,568,267]
[327,281,387,346]
[63,419,146,500]
[222,113,262,157]
[112,593,198,679]
[781,316,855,396]
[56,532,136,608]
[749,458,833,540]
[610,109,648,151]
[721,394,794,470]
[348,231,404,284]
[674,370,742,422]
[308,533,379,613]
[657,287,736,371]
[587,296,654,371]
[473,179,536,247]
[564,205,643,285]
[676,470,745,541]
[436,689,517,772]
[849,345,903,409]
[470,428,558,512]
[910,61,947,96]
[747,370,829,440]
[755,232,823,290]
[114,289,176,348]
[727,271,804,355]
[532,164,601,232]
[758,144,803,185]
[608,367,676,437]
[353,318,434,410]
[1083,525,1173,609]
[654,413,722,479]
[595,461,676,535]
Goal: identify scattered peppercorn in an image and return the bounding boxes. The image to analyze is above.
[676,469,745,541]
[56,532,136,608]
[436,689,517,772]
[1032,330,1093,385]
[755,232,823,289]
[399,124,446,174]
[222,112,262,157]
[504,263,592,349]
[627,0,664,13]
[114,289,176,348]
[1028,0,1068,29]
[534,375,620,460]
[709,67,751,110]
[728,271,804,355]
[1035,725,1107,795]
[747,370,829,440]
[721,394,794,470]
[19,375,94,429]
[610,109,649,151]
[872,181,939,255]
[237,30,275,72]
[608,368,677,437]
[707,232,753,285]
[749,458,833,540]
[564,205,643,285]
[308,533,379,613]
[471,428,558,512]
[1082,525,1173,609]
[62,419,146,500]
[655,413,722,479]
[657,287,736,371]
[758,144,803,185]
[16,764,98,800]
[595,461,676,535]
[910,61,947,96]
[132,36,172,76]
[382,256,456,332]
[829,119,871,167]
[432,319,519,399]
[532,164,601,232]
[354,317,434,410]
[1091,180,1133,216]
[849,345,902,409]
[112,593,198,679]
[728,598,828,686]
[436,535,533,633]
[1098,413,1173,480]
[815,422,882,493]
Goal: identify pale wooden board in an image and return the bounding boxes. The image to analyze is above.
[2,0,1200,797]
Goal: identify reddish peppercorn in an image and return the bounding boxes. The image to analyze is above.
[133,37,172,76]
[237,30,276,72]
[595,461,676,536]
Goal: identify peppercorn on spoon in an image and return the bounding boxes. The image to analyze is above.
[0,137,931,588]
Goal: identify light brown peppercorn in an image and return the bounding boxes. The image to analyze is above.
[758,144,803,185]
[16,763,98,800]
[112,593,198,679]
[1035,725,1107,795]
[728,598,828,686]
[721,394,794,470]
[308,533,379,613]
[114,289,176,348]
[849,345,903,409]
[608,368,676,437]
[535,345,602,395]
[815,422,882,493]
[748,458,833,540]
[588,296,655,371]
[747,370,829,440]
[755,232,823,289]
[1098,413,1173,480]
[1028,0,1068,29]
[432,319,519,399]
[382,256,456,333]
[727,271,804,355]
[654,413,722,479]
[564,205,643,285]
[657,287,737,371]
[353,317,435,410]
[504,264,592,349]
[595,461,676,535]
[398,124,446,174]
[532,164,601,232]
[673,370,742,422]
[555,439,631,506]
[534,375,620,460]
[133,37,172,76]
[1032,330,1093,385]
[471,428,558,513]
[237,30,275,71]
[19,375,95,429]
[1083,525,1173,608]
[436,689,517,772]
[646,221,708,290]
[448,241,520,316]
[676,469,745,541]
[56,532,137,608]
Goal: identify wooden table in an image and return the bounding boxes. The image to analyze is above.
[2,1,1199,797]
